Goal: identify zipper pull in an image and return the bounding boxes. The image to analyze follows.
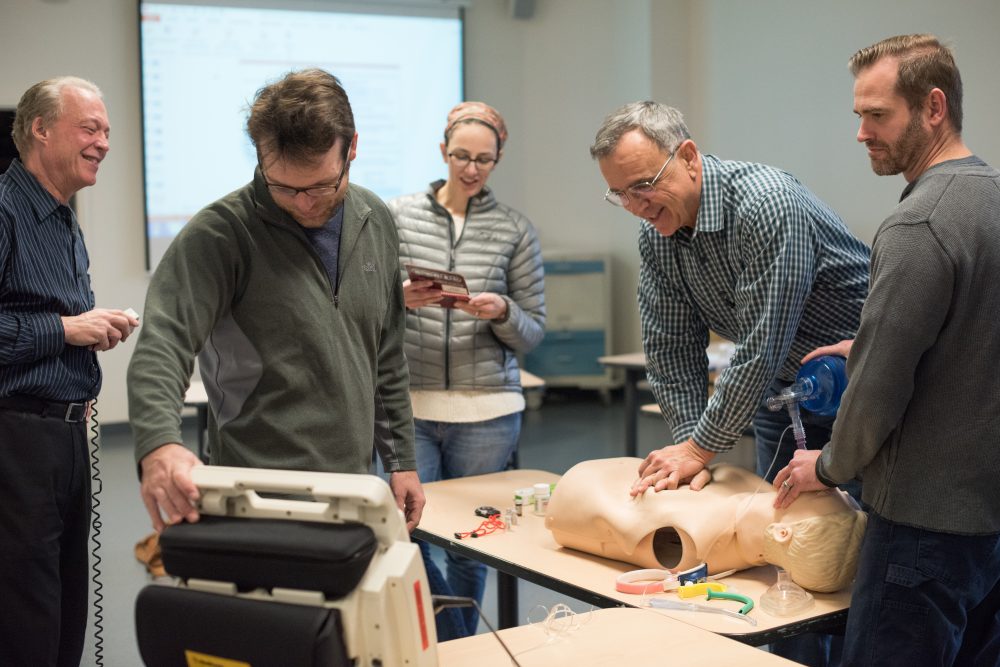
[333,294,339,308]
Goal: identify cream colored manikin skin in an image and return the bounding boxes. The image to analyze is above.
[545,458,866,593]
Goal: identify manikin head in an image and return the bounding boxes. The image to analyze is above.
[763,510,866,592]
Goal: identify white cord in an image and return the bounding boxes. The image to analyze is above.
[732,424,793,526]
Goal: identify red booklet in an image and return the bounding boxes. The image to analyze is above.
[404,264,471,308]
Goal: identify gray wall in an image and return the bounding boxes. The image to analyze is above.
[3,0,998,422]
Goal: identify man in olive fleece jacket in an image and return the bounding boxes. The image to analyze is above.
[127,69,423,533]
[775,35,1000,665]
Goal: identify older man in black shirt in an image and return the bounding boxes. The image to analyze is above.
[0,77,137,667]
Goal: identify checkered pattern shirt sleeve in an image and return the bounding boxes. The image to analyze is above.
[638,155,869,453]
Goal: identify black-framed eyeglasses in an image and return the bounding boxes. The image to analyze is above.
[604,152,675,208]
[448,152,497,171]
[262,155,350,199]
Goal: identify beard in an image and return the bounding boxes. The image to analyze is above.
[867,111,928,176]
[277,192,345,229]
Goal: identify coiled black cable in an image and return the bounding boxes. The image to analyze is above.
[88,399,105,667]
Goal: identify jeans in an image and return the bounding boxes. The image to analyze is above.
[754,378,857,666]
[418,542,471,642]
[415,412,522,637]
[844,513,1000,667]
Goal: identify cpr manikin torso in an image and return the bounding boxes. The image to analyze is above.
[545,458,866,593]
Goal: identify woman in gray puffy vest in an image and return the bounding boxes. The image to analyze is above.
[388,101,546,639]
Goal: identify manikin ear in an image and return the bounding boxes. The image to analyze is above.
[767,522,792,544]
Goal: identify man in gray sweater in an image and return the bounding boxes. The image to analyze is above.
[775,34,1000,664]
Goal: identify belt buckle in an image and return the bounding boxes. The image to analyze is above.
[64,402,85,422]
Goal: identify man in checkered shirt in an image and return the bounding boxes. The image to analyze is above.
[591,101,869,498]
[591,100,869,666]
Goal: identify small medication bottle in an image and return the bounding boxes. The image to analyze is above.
[533,483,551,516]
[514,488,533,516]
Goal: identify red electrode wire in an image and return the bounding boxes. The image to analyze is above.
[454,514,507,539]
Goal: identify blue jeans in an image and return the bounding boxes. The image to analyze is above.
[754,379,857,666]
[416,412,522,636]
[844,513,1000,667]
[418,542,470,642]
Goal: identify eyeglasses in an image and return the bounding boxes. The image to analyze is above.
[604,152,675,208]
[448,152,497,171]
[262,156,350,199]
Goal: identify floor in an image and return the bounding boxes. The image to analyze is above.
[79,387,755,667]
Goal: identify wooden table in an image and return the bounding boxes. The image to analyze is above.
[438,607,799,666]
[520,370,545,391]
[415,469,850,645]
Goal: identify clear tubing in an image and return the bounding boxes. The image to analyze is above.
[787,401,807,450]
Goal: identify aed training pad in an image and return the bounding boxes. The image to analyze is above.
[160,515,377,598]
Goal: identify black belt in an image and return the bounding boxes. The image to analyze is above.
[0,395,89,422]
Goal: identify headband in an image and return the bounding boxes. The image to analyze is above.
[444,101,508,149]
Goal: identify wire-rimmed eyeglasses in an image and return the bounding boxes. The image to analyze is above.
[604,151,675,208]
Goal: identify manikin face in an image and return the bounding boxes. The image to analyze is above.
[598,130,701,238]
[440,122,500,198]
[260,134,357,229]
[31,86,110,203]
[853,57,931,179]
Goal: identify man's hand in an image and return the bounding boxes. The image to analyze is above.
[62,308,140,351]
[389,470,426,532]
[801,339,853,364]
[403,279,444,309]
[772,448,827,509]
[631,438,716,496]
[139,444,203,532]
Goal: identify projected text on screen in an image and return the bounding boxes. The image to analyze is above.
[140,2,463,268]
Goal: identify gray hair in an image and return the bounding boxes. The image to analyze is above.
[12,76,103,156]
[589,101,691,159]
